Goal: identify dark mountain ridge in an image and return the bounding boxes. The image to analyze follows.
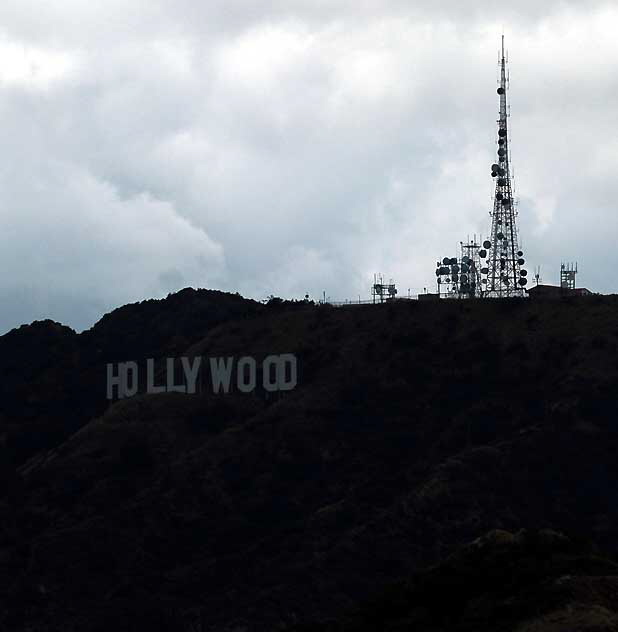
[0,288,263,465]
[2,289,618,630]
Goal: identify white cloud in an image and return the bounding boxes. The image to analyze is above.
[0,37,78,88]
[0,1,617,332]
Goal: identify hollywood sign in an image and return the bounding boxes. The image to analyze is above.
[107,354,298,400]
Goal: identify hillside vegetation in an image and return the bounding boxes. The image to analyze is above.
[1,290,618,631]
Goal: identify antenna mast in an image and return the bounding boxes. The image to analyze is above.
[482,36,528,296]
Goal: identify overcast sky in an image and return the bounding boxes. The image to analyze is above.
[0,1,616,334]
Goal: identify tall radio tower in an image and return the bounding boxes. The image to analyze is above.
[483,36,527,297]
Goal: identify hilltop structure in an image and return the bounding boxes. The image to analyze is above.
[482,36,528,296]
[527,262,592,297]
[435,37,529,298]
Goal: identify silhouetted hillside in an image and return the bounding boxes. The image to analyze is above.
[2,290,618,630]
[0,288,262,466]
[291,529,618,632]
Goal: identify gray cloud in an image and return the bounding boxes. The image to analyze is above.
[0,1,616,333]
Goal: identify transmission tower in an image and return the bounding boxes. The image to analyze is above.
[482,36,528,297]
[435,236,485,298]
[560,262,577,290]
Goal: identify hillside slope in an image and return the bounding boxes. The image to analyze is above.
[294,529,618,632]
[2,292,618,630]
[0,288,263,465]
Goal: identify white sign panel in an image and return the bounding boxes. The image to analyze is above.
[107,354,298,400]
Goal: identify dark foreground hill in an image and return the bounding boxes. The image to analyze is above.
[294,528,618,632]
[0,288,263,465]
[2,290,618,631]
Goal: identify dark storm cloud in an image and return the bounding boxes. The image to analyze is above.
[0,1,616,333]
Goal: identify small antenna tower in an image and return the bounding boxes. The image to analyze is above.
[372,274,397,303]
[534,266,541,286]
[434,236,485,299]
[560,262,577,290]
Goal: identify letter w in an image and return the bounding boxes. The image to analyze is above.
[209,357,234,394]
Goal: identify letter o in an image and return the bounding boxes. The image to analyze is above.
[237,356,256,393]
[262,355,280,392]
